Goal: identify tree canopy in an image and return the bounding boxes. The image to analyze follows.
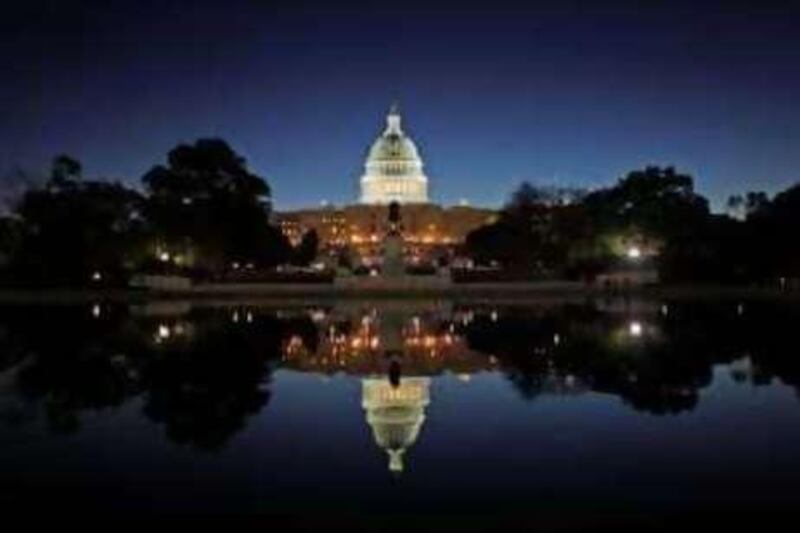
[292,229,319,266]
[463,166,800,284]
[8,155,144,285]
[0,140,292,286]
[141,138,289,271]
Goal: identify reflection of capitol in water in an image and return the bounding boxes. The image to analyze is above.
[281,302,477,473]
[281,304,495,376]
[278,301,593,473]
[362,377,430,473]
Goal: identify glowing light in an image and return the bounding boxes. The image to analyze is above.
[285,335,304,355]
[91,271,102,282]
[627,247,642,259]
[553,333,561,346]
[159,252,170,262]
[629,321,643,337]
[91,304,101,318]
[158,324,171,339]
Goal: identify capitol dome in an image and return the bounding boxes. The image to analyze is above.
[360,105,429,204]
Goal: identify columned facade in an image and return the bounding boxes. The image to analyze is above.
[276,104,497,261]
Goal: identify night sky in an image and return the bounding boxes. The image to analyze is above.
[2,0,799,210]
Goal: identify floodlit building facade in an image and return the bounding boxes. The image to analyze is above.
[360,104,429,205]
[276,105,497,262]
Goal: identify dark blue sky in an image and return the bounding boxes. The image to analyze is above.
[2,0,799,210]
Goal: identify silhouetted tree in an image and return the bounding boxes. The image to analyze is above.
[462,168,800,284]
[727,191,768,220]
[583,166,709,238]
[566,166,713,282]
[7,156,144,286]
[464,220,527,269]
[465,183,587,275]
[292,229,319,266]
[142,138,290,272]
[50,154,82,185]
[746,184,800,280]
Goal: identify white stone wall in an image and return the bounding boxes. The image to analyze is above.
[360,175,428,204]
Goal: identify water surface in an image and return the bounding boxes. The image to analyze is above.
[1,298,799,517]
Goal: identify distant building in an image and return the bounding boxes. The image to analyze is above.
[361,103,428,205]
[276,105,497,260]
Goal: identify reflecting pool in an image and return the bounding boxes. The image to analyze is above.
[2,297,800,519]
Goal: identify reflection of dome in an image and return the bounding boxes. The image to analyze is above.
[362,377,430,473]
[360,105,429,205]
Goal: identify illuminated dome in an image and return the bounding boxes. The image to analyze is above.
[362,377,430,473]
[360,105,429,204]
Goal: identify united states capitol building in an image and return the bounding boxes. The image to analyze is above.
[359,103,430,204]
[276,105,496,264]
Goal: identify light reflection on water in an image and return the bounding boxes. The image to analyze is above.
[1,297,800,513]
